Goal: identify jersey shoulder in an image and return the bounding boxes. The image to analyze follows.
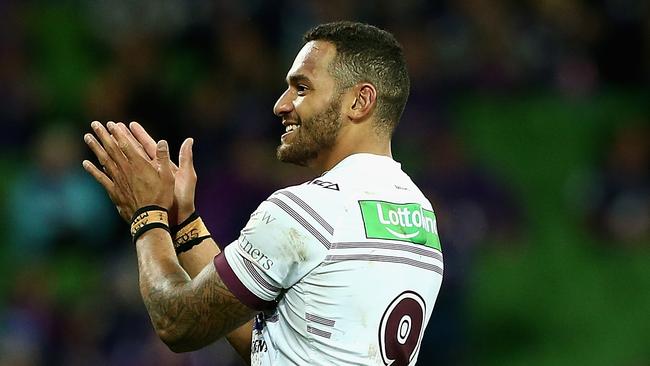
[267,177,346,233]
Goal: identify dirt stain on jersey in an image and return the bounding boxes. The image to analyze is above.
[284,228,308,263]
[367,343,382,364]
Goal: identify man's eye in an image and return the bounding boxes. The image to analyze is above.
[296,85,308,95]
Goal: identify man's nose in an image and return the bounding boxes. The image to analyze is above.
[273,90,294,117]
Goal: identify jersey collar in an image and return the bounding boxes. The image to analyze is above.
[324,153,401,176]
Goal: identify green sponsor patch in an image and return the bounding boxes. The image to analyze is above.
[359,200,441,251]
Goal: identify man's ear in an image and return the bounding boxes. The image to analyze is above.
[348,83,377,122]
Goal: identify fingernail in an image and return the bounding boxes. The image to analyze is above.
[84,134,92,143]
[91,121,100,129]
[107,121,115,130]
[158,140,168,151]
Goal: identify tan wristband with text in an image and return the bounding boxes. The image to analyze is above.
[130,205,170,243]
[171,212,211,253]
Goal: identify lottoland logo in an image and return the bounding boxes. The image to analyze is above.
[359,200,441,251]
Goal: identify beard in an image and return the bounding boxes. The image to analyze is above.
[276,97,342,166]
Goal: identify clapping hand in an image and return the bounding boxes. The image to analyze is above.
[82,121,197,226]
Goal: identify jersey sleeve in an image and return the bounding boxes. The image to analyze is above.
[213,192,330,310]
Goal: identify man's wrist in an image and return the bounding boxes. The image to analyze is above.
[170,212,212,254]
[176,206,196,226]
[131,205,171,244]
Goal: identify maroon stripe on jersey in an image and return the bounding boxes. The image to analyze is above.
[243,258,280,293]
[307,325,332,339]
[306,313,335,327]
[267,198,331,249]
[325,254,443,275]
[213,254,276,311]
[276,191,334,235]
[332,241,443,261]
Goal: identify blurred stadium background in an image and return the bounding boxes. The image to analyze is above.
[0,1,648,365]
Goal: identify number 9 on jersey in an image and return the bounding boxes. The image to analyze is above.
[378,291,427,366]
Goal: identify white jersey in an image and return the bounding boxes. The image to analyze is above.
[214,153,443,365]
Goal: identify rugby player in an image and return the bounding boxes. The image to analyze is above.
[83,21,443,365]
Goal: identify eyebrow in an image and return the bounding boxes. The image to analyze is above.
[286,73,311,85]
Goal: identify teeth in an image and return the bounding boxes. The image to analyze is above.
[285,125,299,132]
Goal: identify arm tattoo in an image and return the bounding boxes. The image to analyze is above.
[140,260,256,352]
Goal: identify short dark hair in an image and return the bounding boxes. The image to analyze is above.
[303,21,410,135]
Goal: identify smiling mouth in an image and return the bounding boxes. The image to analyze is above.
[281,123,300,142]
[285,124,299,133]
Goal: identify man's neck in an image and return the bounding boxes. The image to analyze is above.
[310,140,392,173]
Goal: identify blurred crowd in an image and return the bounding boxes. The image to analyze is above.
[0,0,648,365]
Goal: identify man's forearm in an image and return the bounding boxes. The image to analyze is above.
[135,228,194,346]
[135,228,255,352]
[177,237,221,277]
[177,236,254,364]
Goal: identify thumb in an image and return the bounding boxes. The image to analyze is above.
[156,139,170,160]
[156,140,173,178]
[178,138,194,171]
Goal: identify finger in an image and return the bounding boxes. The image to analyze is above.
[156,140,174,181]
[82,159,115,193]
[129,121,158,160]
[107,121,144,162]
[83,160,132,222]
[178,138,194,171]
[117,122,150,161]
[91,121,128,167]
[84,133,120,178]
[130,121,179,171]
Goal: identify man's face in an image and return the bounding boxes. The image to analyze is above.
[273,41,343,166]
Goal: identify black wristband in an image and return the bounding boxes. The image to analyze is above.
[130,205,170,244]
[132,223,170,244]
[171,212,212,254]
[175,235,211,254]
[131,205,168,223]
